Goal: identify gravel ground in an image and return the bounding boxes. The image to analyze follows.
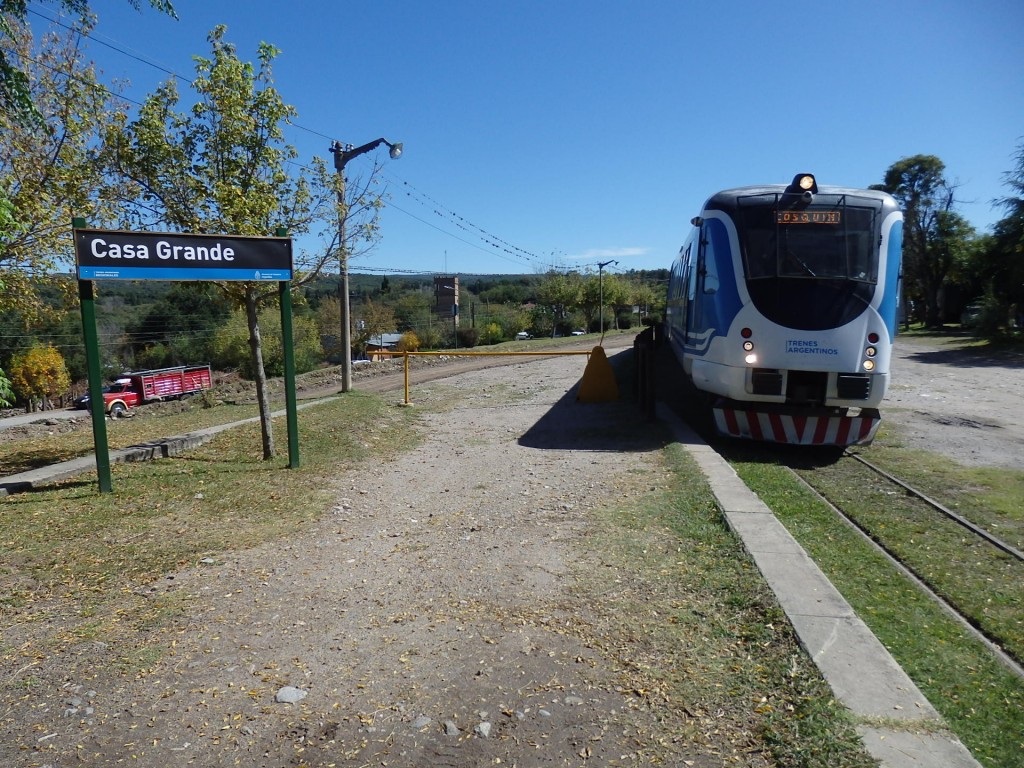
[2,343,724,767]
[883,336,1024,470]
[2,333,1021,767]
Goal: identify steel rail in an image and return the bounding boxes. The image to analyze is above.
[790,470,1024,680]
[845,451,1024,563]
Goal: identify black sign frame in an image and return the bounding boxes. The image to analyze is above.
[74,228,293,281]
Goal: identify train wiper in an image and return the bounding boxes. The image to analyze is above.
[784,250,817,277]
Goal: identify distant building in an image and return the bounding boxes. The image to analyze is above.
[434,276,460,328]
[365,333,405,362]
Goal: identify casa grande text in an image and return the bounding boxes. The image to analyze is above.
[87,238,237,262]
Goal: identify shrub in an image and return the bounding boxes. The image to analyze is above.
[396,331,420,352]
[8,344,70,410]
[456,327,480,348]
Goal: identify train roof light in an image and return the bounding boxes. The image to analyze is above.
[785,173,818,196]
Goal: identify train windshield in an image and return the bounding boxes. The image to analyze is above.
[738,194,879,283]
[734,193,882,330]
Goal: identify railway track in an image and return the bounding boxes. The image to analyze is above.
[789,450,1024,679]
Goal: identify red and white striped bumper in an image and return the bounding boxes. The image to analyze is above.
[713,408,880,446]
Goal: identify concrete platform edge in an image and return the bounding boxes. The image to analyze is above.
[656,403,982,768]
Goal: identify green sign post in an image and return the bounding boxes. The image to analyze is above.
[72,222,299,491]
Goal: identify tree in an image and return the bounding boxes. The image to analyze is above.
[393,290,432,333]
[987,140,1024,327]
[107,26,338,458]
[211,308,322,378]
[352,299,396,359]
[8,344,70,411]
[0,15,126,324]
[395,331,419,352]
[875,155,973,327]
[536,271,582,337]
[126,282,231,366]
[0,364,13,407]
[1,0,175,119]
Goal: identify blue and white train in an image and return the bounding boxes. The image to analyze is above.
[665,173,903,446]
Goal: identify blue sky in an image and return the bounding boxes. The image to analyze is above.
[33,0,1024,276]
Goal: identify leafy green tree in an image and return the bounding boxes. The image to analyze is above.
[1,0,175,119]
[537,271,582,336]
[393,291,432,333]
[479,322,503,345]
[579,271,625,331]
[0,15,125,324]
[211,309,322,378]
[126,282,231,364]
[8,344,70,411]
[107,26,337,458]
[983,140,1024,329]
[313,295,342,358]
[0,364,13,407]
[353,299,396,359]
[876,155,973,327]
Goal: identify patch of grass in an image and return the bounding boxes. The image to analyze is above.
[0,392,420,640]
[580,444,875,767]
[730,459,1024,768]
[0,403,262,475]
[855,432,1024,550]
[796,457,1022,661]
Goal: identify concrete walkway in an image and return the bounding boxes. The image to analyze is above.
[658,404,982,768]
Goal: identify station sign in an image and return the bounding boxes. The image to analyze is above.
[74,228,292,281]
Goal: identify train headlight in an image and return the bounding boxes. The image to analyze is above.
[786,173,818,195]
[865,346,877,358]
[863,359,875,371]
[742,341,754,352]
[745,353,758,365]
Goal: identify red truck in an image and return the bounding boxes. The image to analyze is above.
[76,365,213,416]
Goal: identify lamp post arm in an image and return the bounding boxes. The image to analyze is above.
[331,138,400,171]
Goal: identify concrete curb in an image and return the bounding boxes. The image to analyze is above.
[657,404,982,768]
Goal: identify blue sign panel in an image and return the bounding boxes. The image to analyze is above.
[74,228,292,281]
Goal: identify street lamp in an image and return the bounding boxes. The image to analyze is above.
[329,137,403,392]
[597,259,617,340]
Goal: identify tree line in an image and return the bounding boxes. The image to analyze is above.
[0,268,667,407]
[873,152,1024,334]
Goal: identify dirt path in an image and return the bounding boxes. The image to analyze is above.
[3,334,1021,766]
[4,346,719,767]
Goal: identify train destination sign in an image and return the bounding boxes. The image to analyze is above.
[74,228,293,281]
[776,210,842,225]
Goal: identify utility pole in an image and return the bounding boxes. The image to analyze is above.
[329,137,402,392]
[597,259,617,340]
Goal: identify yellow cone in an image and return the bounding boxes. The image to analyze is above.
[577,345,619,402]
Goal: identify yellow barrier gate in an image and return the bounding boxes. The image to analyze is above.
[377,348,602,405]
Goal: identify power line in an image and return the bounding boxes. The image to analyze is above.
[19,6,547,266]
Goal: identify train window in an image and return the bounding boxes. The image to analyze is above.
[701,227,720,294]
[738,194,879,283]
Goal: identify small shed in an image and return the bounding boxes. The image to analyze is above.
[365,333,405,362]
